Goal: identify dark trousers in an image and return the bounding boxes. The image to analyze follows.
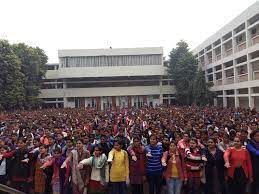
[187,177,201,194]
[147,173,163,194]
[110,181,126,194]
[11,181,29,193]
[131,184,144,194]
[228,167,247,194]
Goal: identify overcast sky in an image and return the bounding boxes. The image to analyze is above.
[0,0,257,62]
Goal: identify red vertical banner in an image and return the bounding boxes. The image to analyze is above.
[143,95,147,105]
[112,96,116,108]
[96,97,101,110]
[128,96,132,108]
[80,97,85,108]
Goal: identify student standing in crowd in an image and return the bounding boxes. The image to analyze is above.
[162,141,187,194]
[108,139,129,194]
[78,145,109,194]
[145,134,164,194]
[224,136,253,194]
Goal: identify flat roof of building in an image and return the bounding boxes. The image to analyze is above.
[193,1,259,54]
[58,47,163,57]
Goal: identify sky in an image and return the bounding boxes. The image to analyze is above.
[0,0,257,63]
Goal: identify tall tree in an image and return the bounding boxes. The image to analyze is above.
[193,69,215,106]
[167,40,198,105]
[12,43,48,109]
[0,40,25,110]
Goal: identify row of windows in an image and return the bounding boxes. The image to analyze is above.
[60,54,162,68]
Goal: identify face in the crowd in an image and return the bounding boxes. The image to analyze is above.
[76,140,83,150]
[94,147,101,157]
[150,136,157,146]
[233,137,242,148]
[17,140,26,149]
[66,140,73,148]
[33,139,40,147]
[0,147,7,155]
[223,135,229,143]
[254,132,259,143]
[189,140,197,149]
[133,138,141,147]
[54,151,62,158]
[100,137,106,144]
[113,142,121,151]
[39,145,47,155]
[48,137,55,145]
[183,134,189,142]
[162,137,170,146]
[169,143,177,153]
[57,134,63,141]
[207,139,216,149]
[195,131,201,139]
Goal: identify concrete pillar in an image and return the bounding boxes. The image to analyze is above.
[64,98,68,108]
[223,90,227,107]
[249,88,254,109]
[213,98,217,106]
[159,77,163,104]
[234,89,240,108]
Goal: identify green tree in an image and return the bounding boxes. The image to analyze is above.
[0,40,25,110]
[12,43,48,109]
[167,40,198,105]
[193,68,215,106]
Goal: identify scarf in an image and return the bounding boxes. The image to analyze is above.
[91,153,107,185]
[71,150,85,192]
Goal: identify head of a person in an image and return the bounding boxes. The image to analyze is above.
[162,136,170,146]
[195,130,201,139]
[39,144,48,155]
[183,132,190,142]
[48,136,55,145]
[76,139,84,150]
[222,133,230,144]
[100,135,107,144]
[56,133,63,141]
[17,138,26,150]
[189,138,198,149]
[0,145,8,155]
[113,139,122,151]
[133,136,141,147]
[233,136,242,148]
[53,147,62,158]
[169,141,177,153]
[149,134,158,146]
[240,129,248,142]
[94,145,103,157]
[250,130,259,143]
[207,137,217,149]
[33,138,41,148]
[66,138,74,148]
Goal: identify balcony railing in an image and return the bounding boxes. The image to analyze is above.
[236,42,246,52]
[251,34,259,46]
[237,73,248,82]
[225,48,233,57]
[226,76,234,84]
[215,79,222,86]
[253,71,259,80]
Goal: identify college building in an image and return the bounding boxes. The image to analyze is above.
[39,47,175,109]
[193,1,259,109]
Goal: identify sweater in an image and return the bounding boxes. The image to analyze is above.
[108,149,129,182]
[145,144,163,175]
[224,147,253,179]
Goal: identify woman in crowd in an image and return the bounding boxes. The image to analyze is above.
[224,136,253,194]
[145,134,164,194]
[127,135,146,194]
[203,137,225,194]
[246,130,259,194]
[108,139,129,194]
[41,147,70,194]
[78,145,109,194]
[62,139,90,194]
[185,138,204,194]
[162,141,187,194]
[33,144,52,194]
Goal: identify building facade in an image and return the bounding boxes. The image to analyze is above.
[39,47,175,109]
[193,1,259,109]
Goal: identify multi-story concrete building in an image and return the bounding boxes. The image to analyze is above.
[39,47,175,109]
[193,1,259,109]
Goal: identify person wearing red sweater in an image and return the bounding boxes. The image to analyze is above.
[224,136,253,194]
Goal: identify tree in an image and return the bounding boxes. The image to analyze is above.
[0,40,25,110]
[12,43,48,109]
[167,40,198,105]
[192,69,216,106]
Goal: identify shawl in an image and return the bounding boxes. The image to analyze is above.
[91,153,107,185]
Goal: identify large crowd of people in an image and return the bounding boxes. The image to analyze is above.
[0,105,258,194]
